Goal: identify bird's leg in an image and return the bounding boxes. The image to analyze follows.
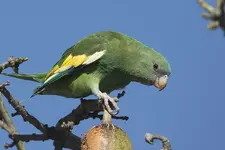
[99,92,120,116]
[92,87,119,115]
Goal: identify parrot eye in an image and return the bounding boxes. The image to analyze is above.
[153,64,158,70]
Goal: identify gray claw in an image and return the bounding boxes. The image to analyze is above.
[100,93,120,116]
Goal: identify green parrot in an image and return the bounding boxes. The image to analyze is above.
[1,31,171,115]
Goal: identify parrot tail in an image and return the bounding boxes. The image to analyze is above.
[0,73,46,83]
[30,86,45,98]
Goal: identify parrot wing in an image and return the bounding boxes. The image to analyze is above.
[31,49,106,97]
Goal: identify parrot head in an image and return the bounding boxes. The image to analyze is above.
[149,50,171,91]
[135,48,171,91]
[151,54,171,91]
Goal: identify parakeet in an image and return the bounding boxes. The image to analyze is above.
[1,31,171,115]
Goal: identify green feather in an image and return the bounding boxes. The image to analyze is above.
[1,73,46,83]
[31,66,76,97]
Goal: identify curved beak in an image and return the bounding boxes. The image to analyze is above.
[154,75,168,91]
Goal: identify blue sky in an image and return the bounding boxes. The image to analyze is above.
[0,0,224,150]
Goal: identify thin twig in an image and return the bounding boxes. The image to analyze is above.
[11,111,20,117]
[0,56,28,73]
[88,112,129,120]
[197,0,225,34]
[4,141,17,150]
[145,133,172,150]
[0,81,10,89]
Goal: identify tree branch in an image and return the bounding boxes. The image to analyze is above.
[197,0,225,34]
[0,120,13,133]
[56,91,126,129]
[0,80,127,149]
[145,133,172,150]
[0,56,28,74]
[12,134,49,142]
[4,141,18,149]
[0,90,25,150]
[0,82,81,149]
[0,84,47,133]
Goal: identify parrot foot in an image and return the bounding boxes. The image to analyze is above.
[99,93,119,116]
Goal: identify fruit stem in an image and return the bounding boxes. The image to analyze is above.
[102,108,112,124]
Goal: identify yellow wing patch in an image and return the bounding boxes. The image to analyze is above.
[61,54,73,66]
[45,54,87,80]
[45,65,59,79]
